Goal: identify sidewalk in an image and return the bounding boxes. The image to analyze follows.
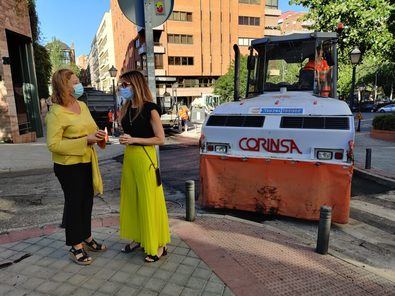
[0,137,125,174]
[0,215,393,296]
[354,132,395,180]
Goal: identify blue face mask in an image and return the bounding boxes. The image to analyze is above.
[73,83,84,98]
[119,87,134,100]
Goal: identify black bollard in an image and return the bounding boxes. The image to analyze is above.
[185,180,196,222]
[365,148,372,169]
[316,206,332,255]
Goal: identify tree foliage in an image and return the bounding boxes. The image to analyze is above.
[214,55,248,103]
[27,0,51,99]
[46,38,80,76]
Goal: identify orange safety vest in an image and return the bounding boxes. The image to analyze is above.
[303,59,331,97]
[179,108,189,120]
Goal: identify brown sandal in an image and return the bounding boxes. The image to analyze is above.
[83,238,107,252]
[69,247,92,265]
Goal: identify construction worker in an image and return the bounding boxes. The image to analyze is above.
[302,48,331,97]
[178,105,190,133]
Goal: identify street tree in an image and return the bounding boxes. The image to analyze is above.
[214,55,248,103]
[46,38,80,77]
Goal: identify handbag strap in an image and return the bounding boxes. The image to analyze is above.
[142,146,157,170]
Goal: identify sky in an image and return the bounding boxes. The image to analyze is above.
[35,0,306,58]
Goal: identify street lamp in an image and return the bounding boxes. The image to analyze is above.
[349,47,362,112]
[109,65,118,135]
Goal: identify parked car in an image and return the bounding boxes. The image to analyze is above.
[373,102,394,112]
[377,104,395,113]
[352,101,375,112]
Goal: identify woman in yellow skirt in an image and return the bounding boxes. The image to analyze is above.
[118,70,170,262]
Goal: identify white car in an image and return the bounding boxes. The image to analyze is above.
[378,104,395,113]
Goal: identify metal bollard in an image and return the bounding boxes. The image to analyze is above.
[365,148,372,169]
[185,180,196,222]
[316,206,332,255]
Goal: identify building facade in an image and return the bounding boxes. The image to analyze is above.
[278,11,313,35]
[109,0,281,104]
[0,0,42,143]
[76,55,88,70]
[88,36,100,89]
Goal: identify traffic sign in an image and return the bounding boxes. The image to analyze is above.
[118,0,174,28]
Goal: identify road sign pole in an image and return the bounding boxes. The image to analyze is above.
[144,0,157,103]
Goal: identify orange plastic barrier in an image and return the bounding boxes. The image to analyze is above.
[200,155,353,224]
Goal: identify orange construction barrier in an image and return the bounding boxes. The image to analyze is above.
[199,155,353,224]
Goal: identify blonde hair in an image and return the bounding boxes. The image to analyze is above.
[51,69,74,105]
[119,70,153,121]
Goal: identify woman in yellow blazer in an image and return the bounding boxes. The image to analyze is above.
[46,69,107,265]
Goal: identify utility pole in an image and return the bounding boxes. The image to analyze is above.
[144,0,157,103]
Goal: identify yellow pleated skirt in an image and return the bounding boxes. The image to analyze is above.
[119,145,170,256]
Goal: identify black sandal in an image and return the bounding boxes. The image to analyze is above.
[145,247,167,263]
[121,242,140,253]
[83,238,107,252]
[69,247,92,265]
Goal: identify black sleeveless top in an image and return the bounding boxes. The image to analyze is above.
[121,102,161,138]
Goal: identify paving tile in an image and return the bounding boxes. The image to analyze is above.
[209,273,222,283]
[110,270,130,283]
[167,254,186,264]
[137,289,159,296]
[173,247,190,256]
[169,272,190,286]
[24,237,44,244]
[223,287,236,296]
[192,268,211,280]
[67,273,89,286]
[180,287,201,296]
[152,269,174,281]
[137,266,158,277]
[23,244,43,254]
[56,282,79,296]
[201,292,222,296]
[143,277,166,292]
[9,242,31,252]
[98,280,121,294]
[160,261,179,272]
[36,238,56,247]
[5,287,30,296]
[186,277,207,291]
[129,274,150,287]
[71,287,96,296]
[161,282,184,296]
[52,271,74,282]
[182,257,200,268]
[203,281,225,294]
[116,285,139,296]
[20,277,45,290]
[121,263,141,273]
[35,280,60,293]
[95,267,117,280]
[0,284,12,295]
[187,250,199,259]
[197,261,210,270]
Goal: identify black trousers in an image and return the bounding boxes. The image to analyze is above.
[54,162,93,246]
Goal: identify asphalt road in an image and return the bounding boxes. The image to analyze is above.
[353,112,377,132]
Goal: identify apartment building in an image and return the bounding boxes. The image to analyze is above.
[88,12,116,92]
[110,0,281,104]
[278,11,313,35]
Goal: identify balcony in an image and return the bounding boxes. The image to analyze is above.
[155,69,166,76]
[265,8,281,16]
[138,43,166,55]
[264,29,281,36]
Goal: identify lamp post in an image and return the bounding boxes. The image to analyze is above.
[109,65,118,135]
[349,47,362,112]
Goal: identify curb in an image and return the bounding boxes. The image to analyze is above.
[0,215,119,245]
[354,167,395,188]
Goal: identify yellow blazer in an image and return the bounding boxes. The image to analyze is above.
[45,101,103,195]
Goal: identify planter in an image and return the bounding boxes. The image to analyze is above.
[370,129,395,142]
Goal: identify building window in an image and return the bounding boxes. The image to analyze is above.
[238,16,260,26]
[238,37,255,46]
[168,34,193,44]
[239,0,260,4]
[168,56,194,66]
[266,0,278,9]
[168,11,192,22]
[155,54,164,69]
